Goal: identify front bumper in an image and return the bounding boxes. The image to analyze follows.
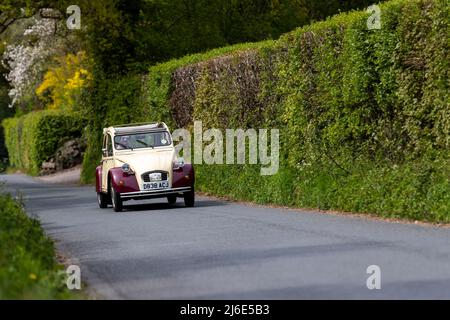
[120,186,192,200]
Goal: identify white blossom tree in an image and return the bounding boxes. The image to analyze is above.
[1,9,68,109]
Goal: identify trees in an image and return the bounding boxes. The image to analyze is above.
[0,1,67,35]
[2,16,57,110]
[0,66,13,170]
[84,0,376,73]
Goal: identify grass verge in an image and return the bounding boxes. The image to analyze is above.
[0,189,82,299]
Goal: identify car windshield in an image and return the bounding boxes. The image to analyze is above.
[114,131,172,150]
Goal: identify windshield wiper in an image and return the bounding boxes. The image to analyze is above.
[115,142,132,150]
[135,139,149,147]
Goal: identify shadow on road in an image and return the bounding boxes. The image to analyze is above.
[120,199,227,212]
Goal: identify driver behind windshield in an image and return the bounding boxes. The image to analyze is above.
[115,136,130,150]
[115,132,170,149]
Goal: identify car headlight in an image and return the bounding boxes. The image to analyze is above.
[173,157,185,170]
[121,163,134,174]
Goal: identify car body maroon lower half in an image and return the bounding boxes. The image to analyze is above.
[96,164,194,194]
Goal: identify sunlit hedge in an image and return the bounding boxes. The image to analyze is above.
[2,111,85,175]
[80,0,449,221]
[136,0,450,221]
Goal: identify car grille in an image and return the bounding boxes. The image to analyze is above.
[141,171,168,182]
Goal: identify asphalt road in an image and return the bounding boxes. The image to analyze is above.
[2,174,450,299]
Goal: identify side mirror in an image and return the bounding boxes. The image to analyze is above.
[102,148,108,157]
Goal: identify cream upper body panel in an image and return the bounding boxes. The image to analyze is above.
[114,147,176,186]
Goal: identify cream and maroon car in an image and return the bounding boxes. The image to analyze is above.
[96,122,195,212]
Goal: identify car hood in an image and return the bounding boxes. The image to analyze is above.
[115,148,175,185]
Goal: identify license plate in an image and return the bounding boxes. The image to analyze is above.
[149,172,162,182]
[142,180,169,191]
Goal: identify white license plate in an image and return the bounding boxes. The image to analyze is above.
[142,181,169,191]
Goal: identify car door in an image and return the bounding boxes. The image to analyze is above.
[101,134,115,193]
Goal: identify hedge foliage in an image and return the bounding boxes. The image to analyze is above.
[2,111,85,175]
[0,191,79,299]
[140,0,450,222]
[80,74,145,183]
[80,0,449,222]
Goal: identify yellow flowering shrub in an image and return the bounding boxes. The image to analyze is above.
[36,51,92,110]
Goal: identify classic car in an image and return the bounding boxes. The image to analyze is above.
[95,122,195,212]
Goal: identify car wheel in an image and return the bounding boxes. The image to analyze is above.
[167,195,177,205]
[110,183,123,212]
[97,192,108,208]
[184,188,195,207]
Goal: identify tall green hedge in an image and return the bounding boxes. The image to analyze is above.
[81,0,450,221]
[2,111,85,175]
[140,0,450,222]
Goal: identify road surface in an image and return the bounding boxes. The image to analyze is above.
[1,174,450,299]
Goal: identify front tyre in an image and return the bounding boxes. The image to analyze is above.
[167,195,177,205]
[97,192,108,209]
[183,187,195,207]
[110,183,123,212]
